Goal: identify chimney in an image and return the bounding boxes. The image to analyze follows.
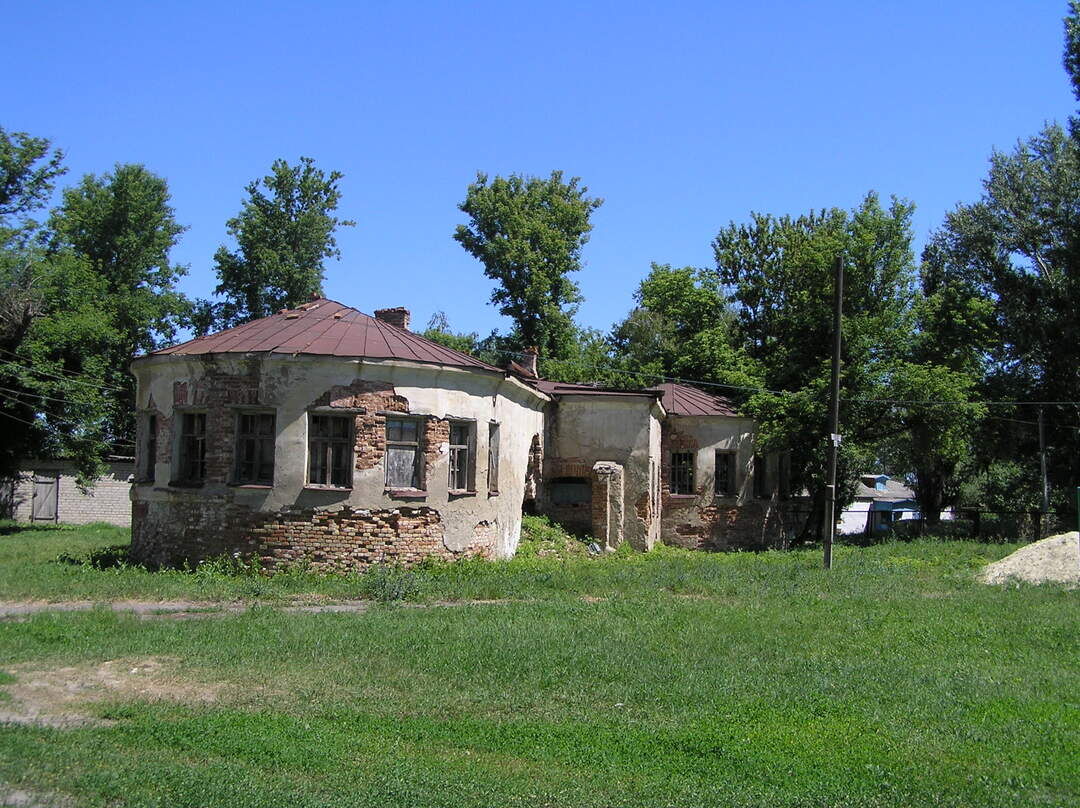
[374,307,411,330]
[522,346,539,378]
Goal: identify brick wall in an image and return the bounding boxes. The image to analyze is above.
[131,498,494,571]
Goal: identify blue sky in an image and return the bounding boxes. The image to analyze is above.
[7,1,1076,339]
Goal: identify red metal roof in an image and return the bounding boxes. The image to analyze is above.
[147,299,504,373]
[650,382,739,417]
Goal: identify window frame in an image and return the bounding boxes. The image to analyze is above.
[714,450,736,497]
[307,413,353,488]
[175,411,207,485]
[384,415,423,490]
[447,419,476,493]
[487,421,500,494]
[233,409,276,486]
[670,451,695,496]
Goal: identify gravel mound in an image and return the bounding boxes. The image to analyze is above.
[979,531,1080,587]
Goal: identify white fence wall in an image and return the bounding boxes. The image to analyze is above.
[6,460,133,527]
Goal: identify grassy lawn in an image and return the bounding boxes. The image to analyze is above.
[0,521,1077,806]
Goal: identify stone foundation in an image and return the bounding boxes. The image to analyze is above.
[131,499,494,572]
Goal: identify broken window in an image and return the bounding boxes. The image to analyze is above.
[550,477,590,505]
[177,412,206,483]
[139,412,157,482]
[753,453,769,498]
[385,416,421,489]
[714,450,736,496]
[670,451,695,495]
[487,422,500,494]
[778,452,791,499]
[309,414,352,487]
[235,411,275,485]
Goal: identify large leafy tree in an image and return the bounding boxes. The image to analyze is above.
[711,193,920,539]
[453,171,602,365]
[2,157,189,483]
[46,164,190,448]
[922,122,1080,511]
[610,263,762,390]
[0,128,68,480]
[211,157,355,328]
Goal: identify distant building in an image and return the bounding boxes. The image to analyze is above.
[838,474,920,535]
[3,457,134,527]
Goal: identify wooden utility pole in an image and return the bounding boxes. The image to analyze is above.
[824,254,843,570]
[1038,406,1050,515]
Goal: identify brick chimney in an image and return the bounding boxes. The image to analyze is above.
[522,346,539,378]
[374,307,410,330]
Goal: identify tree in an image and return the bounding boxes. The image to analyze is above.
[421,311,483,356]
[711,193,920,540]
[453,171,602,362]
[0,126,65,226]
[922,122,1080,511]
[46,164,190,449]
[610,264,762,390]
[0,131,119,483]
[212,157,355,327]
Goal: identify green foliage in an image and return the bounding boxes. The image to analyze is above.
[712,193,921,535]
[0,126,65,226]
[7,163,191,474]
[361,563,421,603]
[514,514,591,559]
[926,122,1080,511]
[211,156,355,328]
[1065,1,1080,104]
[610,263,763,389]
[1,135,186,481]
[453,171,602,363]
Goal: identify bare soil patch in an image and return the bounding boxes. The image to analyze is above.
[0,657,223,729]
[979,532,1080,587]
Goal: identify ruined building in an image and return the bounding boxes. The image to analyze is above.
[130,299,800,570]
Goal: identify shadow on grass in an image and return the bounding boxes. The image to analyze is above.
[0,521,70,536]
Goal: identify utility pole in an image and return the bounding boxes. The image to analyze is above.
[824,254,843,570]
[1038,406,1049,514]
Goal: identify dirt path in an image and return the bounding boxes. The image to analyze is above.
[0,598,519,621]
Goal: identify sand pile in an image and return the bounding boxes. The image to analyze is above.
[979,531,1080,587]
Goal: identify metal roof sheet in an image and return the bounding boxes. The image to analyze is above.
[534,380,664,399]
[649,382,739,417]
[146,299,504,373]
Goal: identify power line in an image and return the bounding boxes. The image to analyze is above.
[503,348,1080,408]
[0,348,126,393]
[0,384,104,409]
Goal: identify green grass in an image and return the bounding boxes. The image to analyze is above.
[0,520,1076,806]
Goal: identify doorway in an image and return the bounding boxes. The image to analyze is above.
[32,472,59,522]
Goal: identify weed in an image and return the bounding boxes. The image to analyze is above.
[362,563,421,602]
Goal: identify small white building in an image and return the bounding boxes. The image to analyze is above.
[838,474,920,535]
[3,457,135,526]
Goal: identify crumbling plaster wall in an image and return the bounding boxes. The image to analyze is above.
[542,395,662,550]
[130,354,547,568]
[660,415,799,550]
